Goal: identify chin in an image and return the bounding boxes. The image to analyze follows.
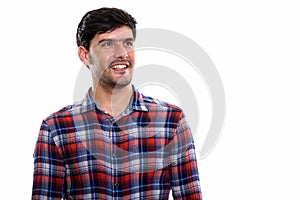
[114,81,132,89]
[115,75,133,87]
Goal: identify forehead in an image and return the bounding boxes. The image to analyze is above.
[96,26,134,40]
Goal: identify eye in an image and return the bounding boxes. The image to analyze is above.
[124,40,134,48]
[101,41,113,48]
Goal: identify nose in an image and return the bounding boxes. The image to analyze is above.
[114,44,128,59]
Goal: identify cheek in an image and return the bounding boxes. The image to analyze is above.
[94,54,110,68]
[89,57,108,75]
[128,52,135,64]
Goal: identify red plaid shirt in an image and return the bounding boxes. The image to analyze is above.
[32,87,202,199]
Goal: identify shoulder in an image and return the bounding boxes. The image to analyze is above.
[139,93,188,131]
[43,99,87,125]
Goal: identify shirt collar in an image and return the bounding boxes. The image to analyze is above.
[131,85,149,112]
[80,85,148,114]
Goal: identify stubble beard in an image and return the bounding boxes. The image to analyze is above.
[98,69,133,90]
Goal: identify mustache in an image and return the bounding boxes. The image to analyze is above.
[108,60,132,68]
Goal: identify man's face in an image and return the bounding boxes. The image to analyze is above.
[86,26,135,89]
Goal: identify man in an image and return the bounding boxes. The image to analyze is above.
[32,7,202,199]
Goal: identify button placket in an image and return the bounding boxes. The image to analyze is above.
[110,121,120,198]
[107,118,118,198]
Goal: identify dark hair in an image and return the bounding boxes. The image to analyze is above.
[76,7,137,50]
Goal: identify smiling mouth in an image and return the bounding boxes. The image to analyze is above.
[111,64,128,70]
[109,60,131,70]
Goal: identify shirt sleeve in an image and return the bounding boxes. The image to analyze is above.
[169,112,203,200]
[32,120,65,199]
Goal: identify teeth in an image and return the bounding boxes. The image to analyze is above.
[112,64,127,69]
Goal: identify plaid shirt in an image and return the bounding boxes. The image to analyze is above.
[32,86,202,199]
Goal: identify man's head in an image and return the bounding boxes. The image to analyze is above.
[76,7,137,51]
[77,7,137,90]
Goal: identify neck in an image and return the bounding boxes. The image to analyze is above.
[93,83,133,118]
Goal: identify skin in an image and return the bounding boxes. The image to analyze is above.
[78,26,135,118]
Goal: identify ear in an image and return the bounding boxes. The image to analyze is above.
[78,46,90,68]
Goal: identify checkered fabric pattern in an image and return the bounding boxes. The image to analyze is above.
[32,86,202,199]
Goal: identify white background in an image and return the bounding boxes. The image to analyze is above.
[1,0,299,199]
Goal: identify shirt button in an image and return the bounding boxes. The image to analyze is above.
[112,153,117,157]
[114,183,119,188]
